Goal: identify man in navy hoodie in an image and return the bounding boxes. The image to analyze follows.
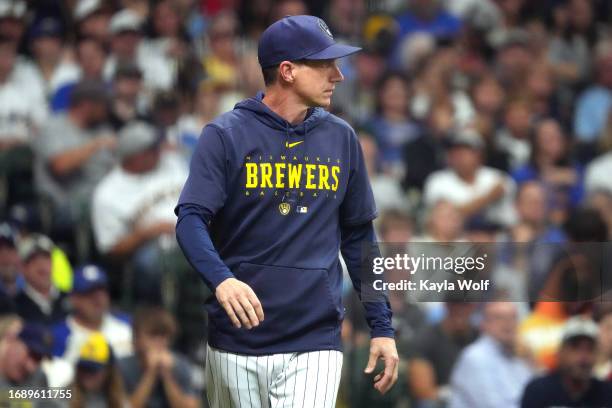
[175,15,398,408]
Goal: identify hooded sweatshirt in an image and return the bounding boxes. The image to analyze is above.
[175,92,393,355]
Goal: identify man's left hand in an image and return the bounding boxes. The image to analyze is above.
[364,337,399,395]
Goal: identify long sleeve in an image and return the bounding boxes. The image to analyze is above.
[175,204,234,290]
[341,220,394,338]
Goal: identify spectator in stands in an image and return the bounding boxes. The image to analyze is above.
[495,98,532,171]
[108,62,149,130]
[409,302,478,407]
[201,11,243,98]
[593,304,612,380]
[360,130,409,214]
[416,199,465,243]
[34,80,115,233]
[46,265,132,387]
[69,332,129,408]
[586,190,612,239]
[0,222,21,304]
[521,317,612,407]
[519,207,605,370]
[392,0,461,66]
[449,302,533,408]
[28,17,79,97]
[171,80,222,157]
[494,182,565,302]
[512,118,584,225]
[105,8,174,93]
[51,36,108,112]
[0,318,53,389]
[14,234,68,326]
[424,128,517,228]
[73,0,112,45]
[0,34,47,152]
[91,121,187,302]
[118,306,200,408]
[573,40,612,161]
[0,0,26,45]
[585,144,612,196]
[366,72,420,177]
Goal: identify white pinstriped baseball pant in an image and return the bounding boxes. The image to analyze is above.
[205,345,343,408]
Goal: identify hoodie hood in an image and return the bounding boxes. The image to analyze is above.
[234,91,329,136]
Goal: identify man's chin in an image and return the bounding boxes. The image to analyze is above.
[309,96,332,109]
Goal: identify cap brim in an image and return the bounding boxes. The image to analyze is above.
[304,43,361,61]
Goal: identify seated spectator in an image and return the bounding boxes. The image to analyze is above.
[0,33,47,205]
[573,40,612,162]
[495,182,566,304]
[408,302,478,407]
[584,149,612,195]
[51,36,108,112]
[415,199,465,243]
[586,190,612,239]
[118,307,200,408]
[108,62,150,131]
[46,265,132,387]
[0,318,54,394]
[104,9,174,93]
[365,72,420,177]
[73,0,112,45]
[33,80,116,234]
[171,79,222,157]
[495,98,533,171]
[391,0,461,67]
[402,104,449,193]
[0,34,48,152]
[521,317,612,407]
[14,234,68,326]
[593,304,612,380]
[512,118,585,225]
[92,121,187,302]
[360,130,409,214]
[449,302,533,408]
[28,17,79,97]
[69,332,129,408]
[423,129,517,228]
[0,222,22,307]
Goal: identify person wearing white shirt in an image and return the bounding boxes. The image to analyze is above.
[103,9,174,96]
[45,265,132,388]
[423,129,517,228]
[92,121,187,302]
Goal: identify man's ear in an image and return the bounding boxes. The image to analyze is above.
[278,61,296,83]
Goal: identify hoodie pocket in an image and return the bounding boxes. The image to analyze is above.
[209,262,342,347]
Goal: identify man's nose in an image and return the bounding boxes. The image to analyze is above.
[332,63,344,82]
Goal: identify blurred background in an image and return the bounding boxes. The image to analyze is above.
[0,0,612,407]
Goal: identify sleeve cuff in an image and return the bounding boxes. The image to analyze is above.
[371,327,395,338]
[210,270,235,289]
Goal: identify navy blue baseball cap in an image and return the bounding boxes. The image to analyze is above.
[258,15,361,68]
[72,264,108,294]
[18,323,53,358]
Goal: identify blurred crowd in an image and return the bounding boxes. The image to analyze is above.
[0,0,611,407]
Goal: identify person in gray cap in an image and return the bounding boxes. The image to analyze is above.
[34,80,116,232]
[92,121,187,302]
[13,233,68,326]
[521,316,612,407]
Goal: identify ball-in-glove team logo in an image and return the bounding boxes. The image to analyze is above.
[279,202,291,215]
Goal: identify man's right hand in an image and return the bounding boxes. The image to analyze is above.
[215,278,264,329]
